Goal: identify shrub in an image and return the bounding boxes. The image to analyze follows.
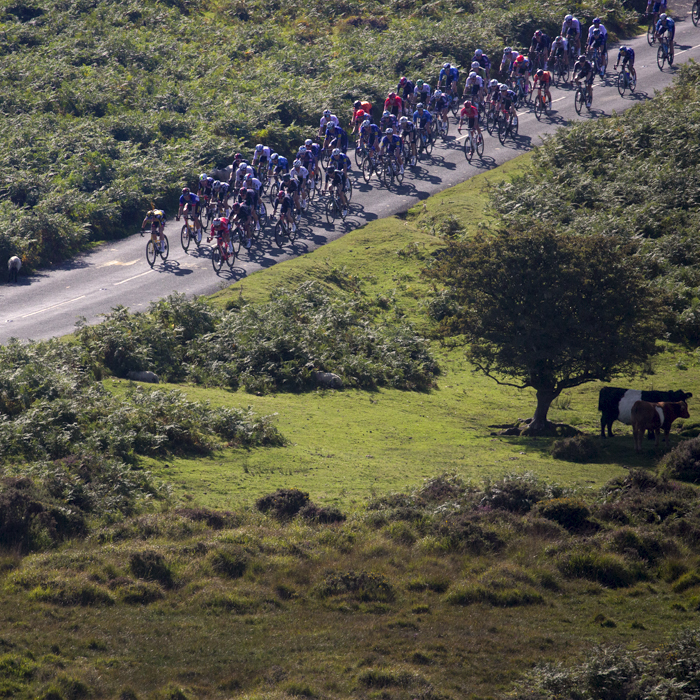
[659,438,700,483]
[256,489,310,519]
[536,498,592,531]
[298,503,346,524]
[128,551,173,589]
[432,514,504,554]
[29,583,114,607]
[551,435,599,463]
[174,508,238,530]
[208,549,248,579]
[558,552,643,589]
[446,584,543,607]
[672,571,700,593]
[479,472,550,514]
[117,582,165,605]
[318,571,395,602]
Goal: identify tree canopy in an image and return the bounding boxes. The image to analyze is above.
[426,228,668,431]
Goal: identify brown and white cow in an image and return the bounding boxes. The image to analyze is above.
[631,400,690,453]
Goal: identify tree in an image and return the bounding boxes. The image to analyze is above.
[426,228,669,433]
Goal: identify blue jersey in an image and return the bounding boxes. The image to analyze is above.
[329,153,351,171]
[275,156,289,171]
[413,109,433,127]
[361,123,382,145]
[439,66,459,84]
[472,54,491,71]
[179,193,200,206]
[380,134,403,152]
[656,17,674,33]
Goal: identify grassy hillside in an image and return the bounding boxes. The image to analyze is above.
[0,0,640,275]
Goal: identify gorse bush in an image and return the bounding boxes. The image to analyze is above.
[490,62,700,342]
[659,437,700,484]
[0,0,639,275]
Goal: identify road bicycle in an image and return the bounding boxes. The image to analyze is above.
[436,113,450,139]
[361,151,380,183]
[485,100,499,135]
[379,153,404,187]
[325,180,348,225]
[588,46,606,77]
[531,49,547,72]
[657,35,672,70]
[354,138,368,167]
[533,84,552,120]
[551,52,570,86]
[415,127,433,158]
[210,231,236,273]
[461,127,484,161]
[143,230,169,267]
[510,76,532,107]
[647,12,659,45]
[180,214,202,253]
[274,215,298,248]
[574,79,592,114]
[199,196,217,232]
[615,64,636,96]
[497,109,518,145]
[693,0,700,26]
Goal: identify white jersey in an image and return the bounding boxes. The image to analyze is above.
[246,177,262,192]
[552,37,568,53]
[292,165,308,180]
[414,84,431,98]
[588,23,607,40]
[319,114,339,131]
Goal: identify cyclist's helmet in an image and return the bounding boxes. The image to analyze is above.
[555,35,562,42]
[416,79,424,87]
[304,138,313,146]
[232,202,240,212]
[399,76,407,85]
[434,89,442,98]
[475,49,483,57]
[463,100,472,107]
[564,14,572,21]
[471,61,480,69]
[443,62,450,68]
[213,180,221,191]
[234,152,242,160]
[515,54,524,63]
[504,46,512,53]
[239,186,247,195]
[388,92,396,99]
[469,71,477,78]
[578,54,587,61]
[277,190,285,199]
[255,144,263,152]
[500,84,508,91]
[399,116,408,124]
[323,109,331,118]
[593,17,600,23]
[384,127,393,135]
[592,28,600,36]
[298,146,306,155]
[536,69,544,77]
[361,119,371,128]
[182,187,190,194]
[489,79,499,87]
[282,173,291,181]
[535,30,542,37]
[382,110,391,118]
[659,12,667,20]
[416,102,424,109]
[293,159,301,168]
[619,45,627,52]
[271,153,279,161]
[199,173,207,181]
[354,100,362,109]
[245,173,253,181]
[332,148,341,156]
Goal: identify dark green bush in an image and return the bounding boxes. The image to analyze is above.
[256,488,310,519]
[446,584,543,607]
[432,514,504,554]
[551,435,600,463]
[558,551,643,589]
[299,503,346,524]
[208,549,248,579]
[480,472,551,514]
[659,438,700,484]
[318,571,395,602]
[536,498,592,531]
[129,550,173,589]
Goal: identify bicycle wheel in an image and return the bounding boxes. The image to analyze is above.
[289,219,298,243]
[159,234,169,261]
[647,20,655,46]
[486,110,496,135]
[395,162,404,185]
[629,74,636,93]
[274,221,285,248]
[258,201,268,229]
[511,116,518,138]
[226,246,236,269]
[344,177,353,202]
[617,71,626,97]
[441,118,450,139]
[354,145,365,167]
[476,132,484,157]
[534,95,543,120]
[211,245,224,273]
[574,88,584,115]
[180,224,191,252]
[361,156,373,184]
[464,136,474,162]
[146,240,156,267]
[657,45,666,70]
[325,196,337,225]
[694,1,700,26]
[231,229,241,257]
[269,182,279,205]
[424,133,433,156]
[497,117,507,145]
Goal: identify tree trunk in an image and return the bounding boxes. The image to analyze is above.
[530,389,558,432]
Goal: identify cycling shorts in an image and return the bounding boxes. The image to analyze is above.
[467,116,477,129]
[285,180,298,194]
[621,54,634,66]
[652,1,666,12]
[332,170,346,188]
[274,165,287,175]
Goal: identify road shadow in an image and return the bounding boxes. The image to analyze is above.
[158,260,194,276]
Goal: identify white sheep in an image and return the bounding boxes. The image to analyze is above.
[7,256,21,284]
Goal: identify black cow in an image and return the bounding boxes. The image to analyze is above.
[598,387,693,438]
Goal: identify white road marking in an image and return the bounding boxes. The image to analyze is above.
[98,258,140,268]
[20,295,87,319]
[675,43,700,57]
[552,96,566,103]
[114,270,153,286]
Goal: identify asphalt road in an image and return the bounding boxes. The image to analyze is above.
[2,13,700,345]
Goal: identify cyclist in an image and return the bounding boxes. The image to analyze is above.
[472,49,491,80]
[485,78,501,117]
[141,209,166,252]
[228,153,244,184]
[325,148,351,217]
[463,70,484,106]
[244,174,262,231]
[398,115,417,166]
[614,45,637,83]
[379,127,404,175]
[216,180,230,215]
[177,188,201,234]
[319,109,339,139]
[587,18,608,66]
[380,109,398,134]
[210,215,232,254]
[412,102,433,146]
[230,201,253,250]
[232,163,248,191]
[549,35,570,71]
[573,54,595,106]
[397,76,416,115]
[238,185,260,231]
[510,54,531,97]
[533,68,552,107]
[414,79,431,105]
[438,62,460,94]
[270,153,289,178]
[529,30,551,68]
[655,13,675,63]
[500,47,516,77]
[647,0,667,25]
[457,99,483,142]
[384,91,403,118]
[323,121,349,154]
[498,83,518,125]
[291,159,309,210]
[431,89,451,123]
[281,173,299,218]
[588,28,606,73]
[562,14,582,55]
[251,144,271,173]
[275,189,297,235]
[197,173,214,202]
[359,119,382,160]
[299,145,317,192]
[350,100,368,134]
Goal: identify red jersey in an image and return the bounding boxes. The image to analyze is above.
[534,71,551,85]
[353,109,366,124]
[460,105,478,119]
[384,95,403,111]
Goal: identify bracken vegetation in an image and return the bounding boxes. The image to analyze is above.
[490,61,700,344]
[0,0,641,275]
